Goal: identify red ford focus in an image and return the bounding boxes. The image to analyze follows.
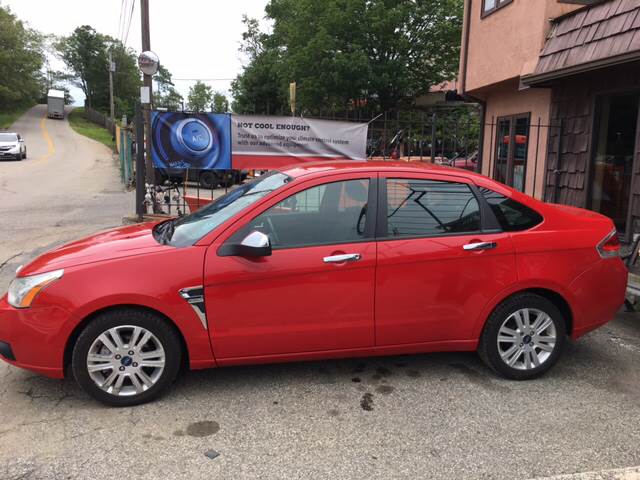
[0,162,627,406]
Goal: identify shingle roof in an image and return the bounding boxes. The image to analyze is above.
[524,0,640,83]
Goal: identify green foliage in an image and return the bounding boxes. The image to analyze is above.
[57,26,141,117]
[212,92,229,113]
[187,81,214,112]
[0,5,45,111]
[68,107,115,150]
[232,0,463,114]
[231,16,287,114]
[0,106,31,129]
[154,65,183,110]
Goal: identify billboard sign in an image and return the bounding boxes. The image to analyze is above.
[231,114,368,169]
[151,112,231,170]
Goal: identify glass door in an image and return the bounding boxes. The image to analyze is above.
[589,93,640,234]
[493,114,530,192]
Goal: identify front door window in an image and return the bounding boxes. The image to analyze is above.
[590,93,640,233]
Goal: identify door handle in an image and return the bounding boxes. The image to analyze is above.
[323,253,361,263]
[463,242,497,251]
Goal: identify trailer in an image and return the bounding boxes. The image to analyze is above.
[47,89,65,119]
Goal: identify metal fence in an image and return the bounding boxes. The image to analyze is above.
[135,104,483,217]
[83,105,117,136]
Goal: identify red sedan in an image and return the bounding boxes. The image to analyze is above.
[0,162,626,406]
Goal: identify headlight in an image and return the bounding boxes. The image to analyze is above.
[7,269,64,309]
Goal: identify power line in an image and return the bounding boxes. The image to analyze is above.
[172,78,235,81]
[116,0,125,42]
[122,0,135,47]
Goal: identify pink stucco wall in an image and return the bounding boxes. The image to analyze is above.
[460,0,582,93]
[459,0,583,199]
[480,80,552,199]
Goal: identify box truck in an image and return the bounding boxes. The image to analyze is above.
[47,89,65,119]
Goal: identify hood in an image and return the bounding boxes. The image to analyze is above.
[0,141,19,147]
[19,222,171,276]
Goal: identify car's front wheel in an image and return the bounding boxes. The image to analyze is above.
[478,293,566,380]
[72,309,182,406]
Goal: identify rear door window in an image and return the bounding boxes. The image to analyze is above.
[385,178,481,238]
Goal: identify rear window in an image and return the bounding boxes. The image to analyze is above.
[480,188,543,232]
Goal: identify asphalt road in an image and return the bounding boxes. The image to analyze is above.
[1,106,640,480]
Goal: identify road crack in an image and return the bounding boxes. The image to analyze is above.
[0,252,22,273]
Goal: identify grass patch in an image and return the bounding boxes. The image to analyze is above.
[68,107,115,151]
[0,105,33,129]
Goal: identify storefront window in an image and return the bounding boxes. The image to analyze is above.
[493,113,530,192]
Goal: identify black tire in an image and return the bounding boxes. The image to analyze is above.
[219,171,235,188]
[199,171,219,189]
[478,293,566,380]
[22,150,26,159]
[72,309,182,407]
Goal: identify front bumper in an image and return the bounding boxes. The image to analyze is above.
[0,295,70,378]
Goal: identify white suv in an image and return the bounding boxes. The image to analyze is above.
[0,132,26,161]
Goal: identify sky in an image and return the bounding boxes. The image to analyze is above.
[2,0,271,105]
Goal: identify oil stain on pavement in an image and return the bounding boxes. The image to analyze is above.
[174,421,220,438]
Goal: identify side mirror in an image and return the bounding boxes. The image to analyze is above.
[218,231,272,257]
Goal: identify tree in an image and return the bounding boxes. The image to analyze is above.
[154,65,183,110]
[57,26,141,117]
[0,5,45,111]
[232,0,464,114]
[187,81,213,112]
[56,26,109,109]
[212,92,229,113]
[109,41,141,118]
[231,16,286,114]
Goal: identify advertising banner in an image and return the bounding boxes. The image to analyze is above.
[231,114,368,169]
[151,112,231,170]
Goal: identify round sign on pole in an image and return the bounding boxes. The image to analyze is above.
[138,51,159,76]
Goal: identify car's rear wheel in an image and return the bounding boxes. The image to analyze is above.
[72,309,182,406]
[478,293,566,380]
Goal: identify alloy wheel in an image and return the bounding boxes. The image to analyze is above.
[496,308,557,370]
[86,325,166,397]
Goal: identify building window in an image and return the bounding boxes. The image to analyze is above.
[482,0,513,17]
[493,113,530,192]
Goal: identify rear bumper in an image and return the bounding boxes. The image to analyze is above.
[569,257,627,339]
[0,295,69,378]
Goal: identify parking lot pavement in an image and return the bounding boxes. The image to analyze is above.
[1,297,639,479]
[2,106,640,479]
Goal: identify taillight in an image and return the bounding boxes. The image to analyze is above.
[597,229,620,258]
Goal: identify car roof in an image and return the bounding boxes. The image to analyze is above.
[278,160,481,180]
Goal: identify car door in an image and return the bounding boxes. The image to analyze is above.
[203,173,378,360]
[375,173,517,346]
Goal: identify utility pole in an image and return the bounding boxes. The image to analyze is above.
[108,50,115,122]
[141,0,154,184]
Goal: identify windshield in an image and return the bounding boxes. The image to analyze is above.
[0,133,18,142]
[156,172,291,247]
